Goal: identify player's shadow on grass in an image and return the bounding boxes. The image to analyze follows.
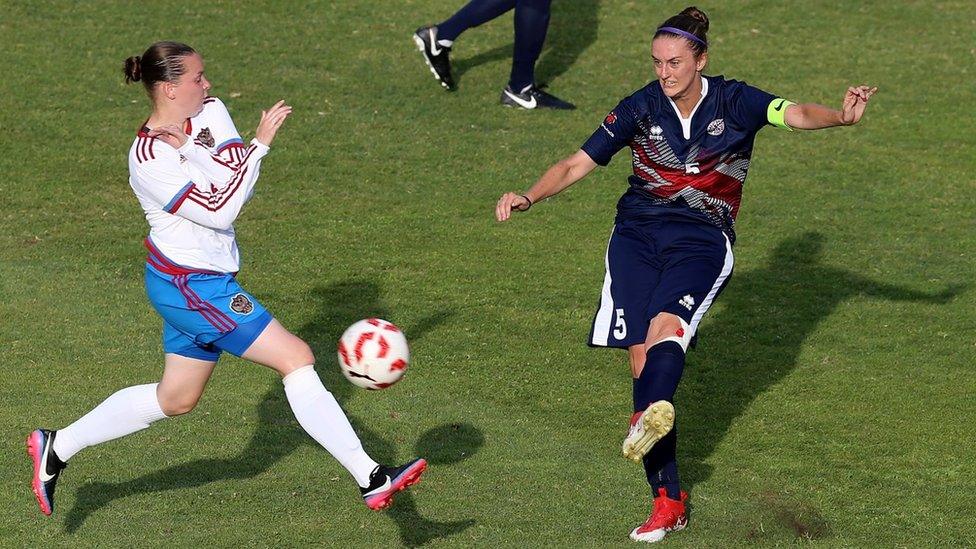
[65,281,482,547]
[453,0,599,87]
[677,232,964,497]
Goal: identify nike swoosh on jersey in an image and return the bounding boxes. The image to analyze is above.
[504,89,537,109]
[428,30,441,55]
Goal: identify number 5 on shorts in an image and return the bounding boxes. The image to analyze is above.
[613,308,627,340]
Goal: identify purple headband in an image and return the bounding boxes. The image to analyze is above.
[656,26,707,48]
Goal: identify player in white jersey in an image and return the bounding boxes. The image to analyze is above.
[26,41,425,517]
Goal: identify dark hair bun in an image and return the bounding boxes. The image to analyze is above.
[681,6,709,31]
[125,42,195,94]
[123,56,142,84]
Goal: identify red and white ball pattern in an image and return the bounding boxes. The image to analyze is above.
[337,318,409,390]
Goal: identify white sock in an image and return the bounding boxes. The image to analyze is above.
[282,366,379,487]
[436,39,453,48]
[53,383,168,462]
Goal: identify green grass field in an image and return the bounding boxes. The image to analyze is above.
[2,0,974,546]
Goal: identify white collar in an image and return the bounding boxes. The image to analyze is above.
[666,76,708,140]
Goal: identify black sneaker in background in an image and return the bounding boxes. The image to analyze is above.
[413,26,455,91]
[27,429,67,516]
[500,84,576,110]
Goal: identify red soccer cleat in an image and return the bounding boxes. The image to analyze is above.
[629,488,688,543]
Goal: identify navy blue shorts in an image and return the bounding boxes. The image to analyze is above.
[588,218,734,349]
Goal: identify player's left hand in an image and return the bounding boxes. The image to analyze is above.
[840,85,878,125]
[148,124,189,149]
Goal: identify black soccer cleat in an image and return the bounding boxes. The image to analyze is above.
[500,84,576,110]
[361,458,427,510]
[26,429,67,516]
[413,26,455,91]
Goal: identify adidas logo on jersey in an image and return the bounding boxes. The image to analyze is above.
[679,295,695,310]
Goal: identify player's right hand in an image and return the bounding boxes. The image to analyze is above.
[148,124,188,149]
[255,100,293,147]
[495,192,531,222]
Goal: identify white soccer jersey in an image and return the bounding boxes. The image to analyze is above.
[128,97,268,273]
[188,96,247,161]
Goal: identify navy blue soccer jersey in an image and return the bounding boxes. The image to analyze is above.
[581,75,784,243]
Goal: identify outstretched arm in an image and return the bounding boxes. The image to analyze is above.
[785,85,878,129]
[495,150,598,221]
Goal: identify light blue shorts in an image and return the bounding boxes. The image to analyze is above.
[145,263,273,361]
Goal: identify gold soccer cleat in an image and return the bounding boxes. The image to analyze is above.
[622,401,675,463]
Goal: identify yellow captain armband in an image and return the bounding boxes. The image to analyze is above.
[767,98,796,130]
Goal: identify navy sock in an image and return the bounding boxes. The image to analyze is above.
[634,340,686,500]
[437,0,517,42]
[508,0,551,91]
[633,341,684,411]
[643,430,680,500]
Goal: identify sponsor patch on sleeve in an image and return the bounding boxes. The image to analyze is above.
[601,111,617,137]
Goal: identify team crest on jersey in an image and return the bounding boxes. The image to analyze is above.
[649,125,665,141]
[197,127,215,148]
[230,293,254,315]
[605,112,617,124]
[707,118,725,136]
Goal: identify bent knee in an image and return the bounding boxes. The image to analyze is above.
[278,340,316,375]
[158,395,200,417]
[646,312,691,351]
[292,340,315,367]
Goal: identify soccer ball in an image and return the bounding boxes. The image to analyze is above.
[337,318,410,390]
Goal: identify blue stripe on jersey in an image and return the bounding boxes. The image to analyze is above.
[216,137,244,152]
[164,182,195,213]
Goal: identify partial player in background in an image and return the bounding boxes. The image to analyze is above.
[26,41,425,517]
[414,0,575,109]
[495,7,875,543]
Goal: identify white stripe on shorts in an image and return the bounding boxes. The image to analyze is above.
[590,225,616,346]
[689,232,734,334]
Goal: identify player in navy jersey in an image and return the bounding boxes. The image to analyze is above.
[26,41,425,518]
[496,6,876,543]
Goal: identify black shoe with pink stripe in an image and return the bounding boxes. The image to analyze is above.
[361,458,427,510]
[26,429,67,516]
